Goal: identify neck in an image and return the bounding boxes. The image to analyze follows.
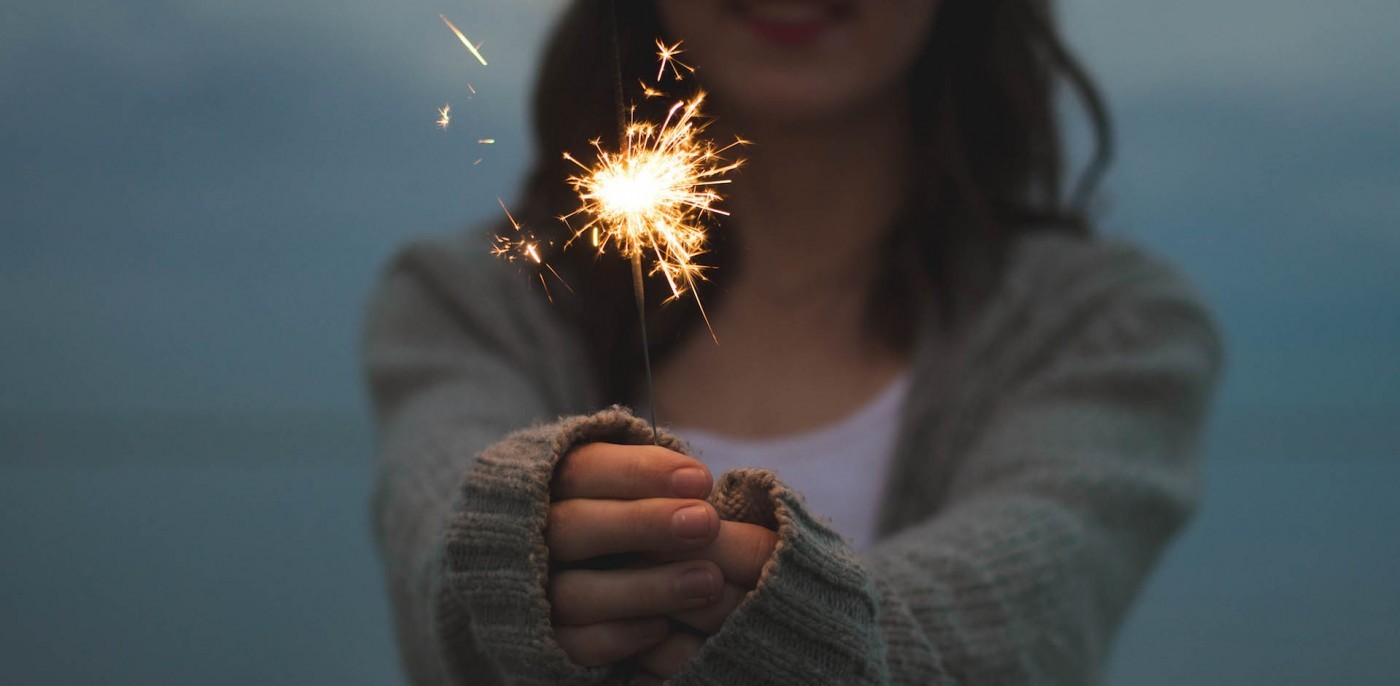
[716,98,914,305]
[649,97,917,434]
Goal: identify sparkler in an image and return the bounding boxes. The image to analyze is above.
[554,1,744,441]
[561,94,743,313]
[441,4,743,441]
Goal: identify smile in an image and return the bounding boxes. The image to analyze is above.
[730,0,852,46]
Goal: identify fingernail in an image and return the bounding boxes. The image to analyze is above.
[630,617,668,639]
[670,467,710,498]
[671,504,712,540]
[675,566,717,600]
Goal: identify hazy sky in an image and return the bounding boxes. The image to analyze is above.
[3,0,1397,420]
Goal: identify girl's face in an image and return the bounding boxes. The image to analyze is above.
[656,0,941,123]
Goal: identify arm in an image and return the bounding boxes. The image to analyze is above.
[362,234,601,684]
[365,234,767,685]
[658,246,1223,685]
[866,274,1221,684]
[366,233,1220,684]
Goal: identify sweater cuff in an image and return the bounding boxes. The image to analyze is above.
[434,407,687,685]
[672,469,889,686]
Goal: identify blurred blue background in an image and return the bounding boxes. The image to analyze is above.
[2,1,1396,683]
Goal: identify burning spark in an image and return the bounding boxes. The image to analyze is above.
[654,39,694,82]
[477,138,496,144]
[491,198,540,263]
[466,83,477,96]
[562,92,744,319]
[439,14,488,66]
[436,103,451,130]
[638,80,664,99]
[491,198,571,301]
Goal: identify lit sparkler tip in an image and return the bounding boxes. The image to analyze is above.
[562,89,743,307]
[436,103,451,130]
[439,14,488,66]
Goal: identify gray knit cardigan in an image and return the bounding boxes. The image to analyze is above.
[361,229,1223,685]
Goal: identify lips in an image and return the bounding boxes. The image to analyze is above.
[730,0,851,46]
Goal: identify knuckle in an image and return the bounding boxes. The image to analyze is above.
[546,571,581,623]
[560,628,610,666]
[544,501,567,536]
[623,448,654,494]
[544,501,581,558]
[741,525,777,580]
[626,500,658,544]
[567,442,605,464]
[554,444,592,486]
[567,620,662,666]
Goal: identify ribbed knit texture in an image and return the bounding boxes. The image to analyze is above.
[360,229,1223,685]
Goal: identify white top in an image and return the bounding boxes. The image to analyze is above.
[671,373,911,550]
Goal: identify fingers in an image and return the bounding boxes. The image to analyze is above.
[553,617,670,667]
[547,498,719,562]
[635,631,705,680]
[554,443,712,501]
[549,561,723,625]
[647,519,778,588]
[669,582,748,635]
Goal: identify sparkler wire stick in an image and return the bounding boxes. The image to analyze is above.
[607,0,660,445]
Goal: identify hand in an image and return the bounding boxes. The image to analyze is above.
[631,518,778,680]
[546,443,725,666]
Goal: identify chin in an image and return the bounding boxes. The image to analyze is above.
[708,70,902,127]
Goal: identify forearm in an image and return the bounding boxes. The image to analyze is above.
[665,248,1221,684]
[372,385,549,685]
[863,476,1195,684]
[372,431,483,686]
[362,234,588,684]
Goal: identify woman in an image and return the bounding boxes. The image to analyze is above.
[362,0,1222,683]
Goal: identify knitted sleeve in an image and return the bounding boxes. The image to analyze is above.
[361,234,600,685]
[661,245,1224,685]
[439,408,693,685]
[365,232,1220,685]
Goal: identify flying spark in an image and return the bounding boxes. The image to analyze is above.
[654,39,694,82]
[563,92,744,325]
[439,14,488,66]
[436,103,451,130]
[477,138,496,144]
[491,198,571,301]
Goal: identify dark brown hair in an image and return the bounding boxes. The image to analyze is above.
[514,0,1112,402]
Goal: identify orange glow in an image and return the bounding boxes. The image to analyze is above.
[563,92,744,327]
